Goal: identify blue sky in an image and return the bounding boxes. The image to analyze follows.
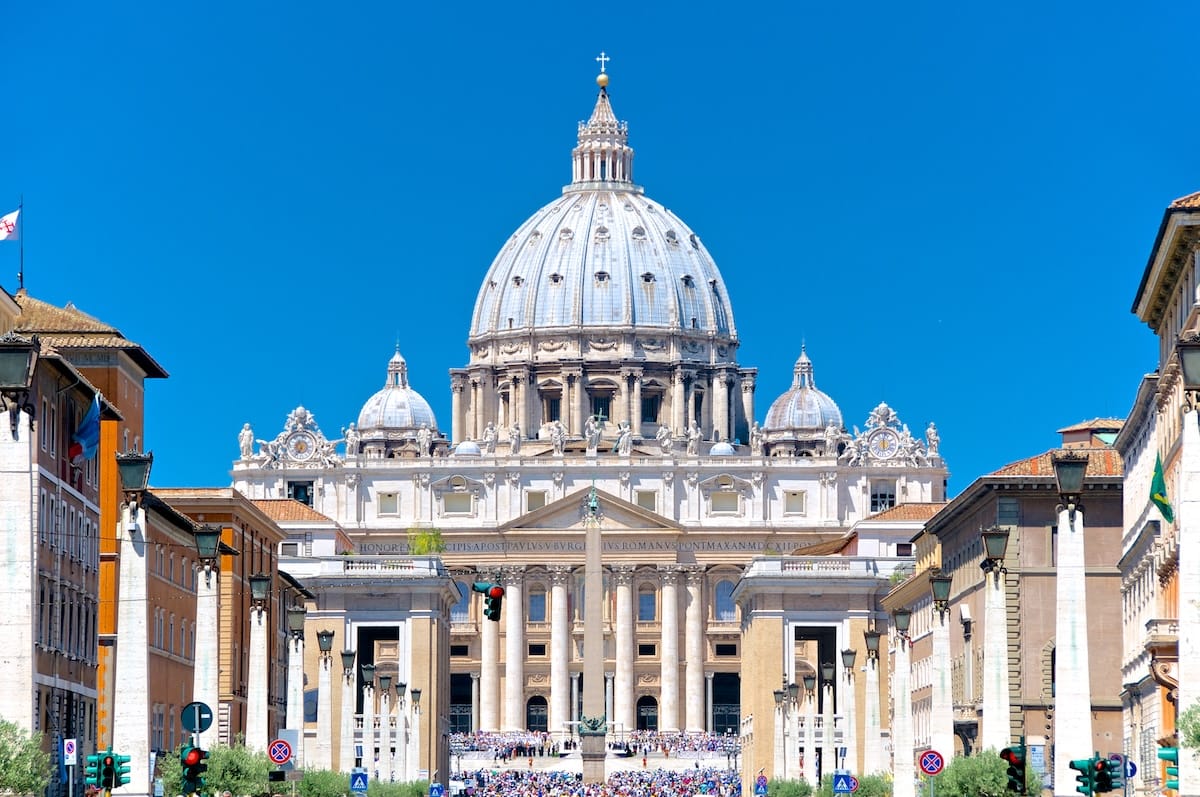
[2,2,1194,495]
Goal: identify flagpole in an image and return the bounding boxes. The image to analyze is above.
[17,195,23,291]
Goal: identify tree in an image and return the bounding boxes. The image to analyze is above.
[0,718,51,796]
[935,749,1039,797]
[1180,702,1200,750]
[814,773,892,797]
[297,769,349,797]
[162,741,273,797]
[407,527,446,555]
[768,779,814,797]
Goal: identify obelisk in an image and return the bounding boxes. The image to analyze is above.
[579,486,607,783]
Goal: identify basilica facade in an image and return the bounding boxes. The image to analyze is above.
[230,68,948,777]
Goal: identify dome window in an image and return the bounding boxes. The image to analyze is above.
[665,230,679,245]
[690,234,700,249]
[549,273,564,285]
[624,202,635,211]
[641,272,656,283]
[559,229,574,242]
[513,276,524,287]
[681,275,695,288]
[594,226,610,243]
[488,280,497,290]
[710,279,719,291]
[528,231,542,245]
[595,271,610,283]
[631,226,647,241]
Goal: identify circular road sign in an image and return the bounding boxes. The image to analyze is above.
[181,701,214,734]
[268,739,293,765]
[849,776,860,792]
[920,751,945,776]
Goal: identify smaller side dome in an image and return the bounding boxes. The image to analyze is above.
[454,440,482,457]
[763,346,844,431]
[357,347,439,433]
[709,441,736,456]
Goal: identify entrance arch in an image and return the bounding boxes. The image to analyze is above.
[526,695,548,732]
[636,695,658,731]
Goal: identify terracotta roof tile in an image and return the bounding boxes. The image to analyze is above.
[1056,418,1124,433]
[991,447,1124,477]
[251,499,334,523]
[790,532,857,556]
[867,502,946,521]
[1170,191,1200,209]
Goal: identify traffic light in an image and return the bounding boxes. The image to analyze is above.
[472,581,504,622]
[1159,746,1179,791]
[180,744,209,794]
[114,753,132,787]
[84,753,103,787]
[101,753,117,790]
[1093,757,1113,793]
[1000,745,1027,794]
[1103,758,1124,793]
[1070,757,1096,796]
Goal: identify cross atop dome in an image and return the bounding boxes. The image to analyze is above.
[595,51,610,74]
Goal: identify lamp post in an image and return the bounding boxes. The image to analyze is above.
[841,648,857,773]
[286,606,307,766]
[773,675,799,779]
[892,609,915,797]
[802,673,817,787]
[1177,335,1200,796]
[980,524,1011,753]
[111,449,154,797]
[246,573,272,752]
[395,681,409,781]
[820,662,836,782]
[0,331,39,438]
[361,663,376,775]
[862,629,882,775]
[929,569,955,759]
[410,686,422,782]
[192,524,222,750]
[1052,449,1093,797]
[378,675,394,783]
[314,630,335,770]
[339,649,356,773]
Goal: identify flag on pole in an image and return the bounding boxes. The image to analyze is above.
[0,209,18,241]
[1151,452,1175,523]
[68,394,101,464]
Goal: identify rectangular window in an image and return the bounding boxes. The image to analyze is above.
[710,491,739,513]
[715,643,737,657]
[544,396,561,422]
[638,591,656,622]
[638,643,656,657]
[443,493,472,514]
[526,491,547,512]
[378,492,399,515]
[528,644,547,657]
[870,480,896,513]
[784,490,807,515]
[635,490,657,512]
[896,543,913,557]
[997,497,1019,527]
[450,644,469,657]
[528,592,547,622]
[287,481,314,507]
[591,396,612,423]
[280,543,298,556]
[641,395,662,424]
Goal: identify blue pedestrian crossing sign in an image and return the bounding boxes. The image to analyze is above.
[350,771,369,794]
[429,783,445,797]
[833,772,857,794]
[754,774,768,796]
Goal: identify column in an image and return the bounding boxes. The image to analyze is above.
[361,682,375,775]
[550,567,572,738]
[112,501,151,797]
[314,652,333,768]
[713,371,729,443]
[1180,409,1200,797]
[982,558,1011,752]
[451,377,465,444]
[706,672,715,733]
[803,689,816,787]
[605,673,615,726]
[246,601,270,753]
[470,673,480,734]
[571,673,581,729]
[659,566,680,731]
[673,370,686,433]
[193,562,220,751]
[515,373,528,435]
[614,565,635,735]
[339,661,355,773]
[821,681,835,782]
[892,634,915,797]
[379,690,393,783]
[773,698,786,778]
[864,652,882,775]
[740,377,755,443]
[842,665,857,774]
[1054,500,1093,795]
[287,631,305,767]
[617,373,629,426]
[504,567,526,730]
[631,371,643,433]
[684,567,705,732]
[930,607,954,763]
[480,608,500,730]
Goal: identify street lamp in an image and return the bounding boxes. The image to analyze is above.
[410,687,421,709]
[316,630,335,656]
[248,573,271,610]
[841,648,857,670]
[0,331,39,436]
[981,525,1010,575]
[1052,449,1090,529]
[396,682,407,707]
[378,674,392,694]
[340,650,356,674]
[821,661,835,685]
[287,606,307,639]
[892,607,912,641]
[802,673,816,696]
[1177,333,1200,406]
[115,450,154,505]
[863,629,881,660]
[193,525,221,568]
[929,568,953,615]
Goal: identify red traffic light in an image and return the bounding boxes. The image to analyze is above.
[1093,760,1107,772]
[183,748,204,767]
[103,756,114,767]
[1002,748,1026,766]
[488,585,505,599]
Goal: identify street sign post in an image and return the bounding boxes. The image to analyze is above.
[833,772,855,794]
[181,701,214,740]
[920,751,945,776]
[64,738,77,767]
[350,769,369,796]
[268,739,293,766]
[755,774,768,797]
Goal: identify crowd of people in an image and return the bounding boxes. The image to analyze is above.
[620,731,742,758]
[458,767,742,797]
[450,731,562,760]
[448,730,742,763]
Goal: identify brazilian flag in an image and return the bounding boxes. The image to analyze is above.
[1152,453,1175,523]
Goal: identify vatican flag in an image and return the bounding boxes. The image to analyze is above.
[0,209,18,241]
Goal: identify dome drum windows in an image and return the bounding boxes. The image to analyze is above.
[641,272,655,283]
[631,226,647,242]
[665,230,679,246]
[559,229,574,242]
[681,275,695,288]
[549,273,564,285]
[595,271,610,283]
[594,226,611,243]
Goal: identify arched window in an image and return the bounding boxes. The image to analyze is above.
[715,580,736,621]
[526,696,549,732]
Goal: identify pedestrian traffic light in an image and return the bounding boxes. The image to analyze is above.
[101,753,117,790]
[180,744,208,794]
[1158,746,1179,791]
[114,753,132,787]
[472,581,504,622]
[1093,757,1113,793]
[84,753,103,787]
[1103,758,1124,793]
[1070,757,1095,795]
[1000,745,1026,794]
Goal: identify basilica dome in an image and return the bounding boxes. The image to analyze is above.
[357,348,439,432]
[763,348,843,432]
[468,74,737,347]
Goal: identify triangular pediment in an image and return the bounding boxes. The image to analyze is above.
[498,487,682,532]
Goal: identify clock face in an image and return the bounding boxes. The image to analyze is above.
[287,431,317,461]
[868,429,900,460]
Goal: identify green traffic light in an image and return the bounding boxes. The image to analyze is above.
[1069,757,1096,796]
[84,753,103,787]
[114,753,132,787]
[1159,746,1179,791]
